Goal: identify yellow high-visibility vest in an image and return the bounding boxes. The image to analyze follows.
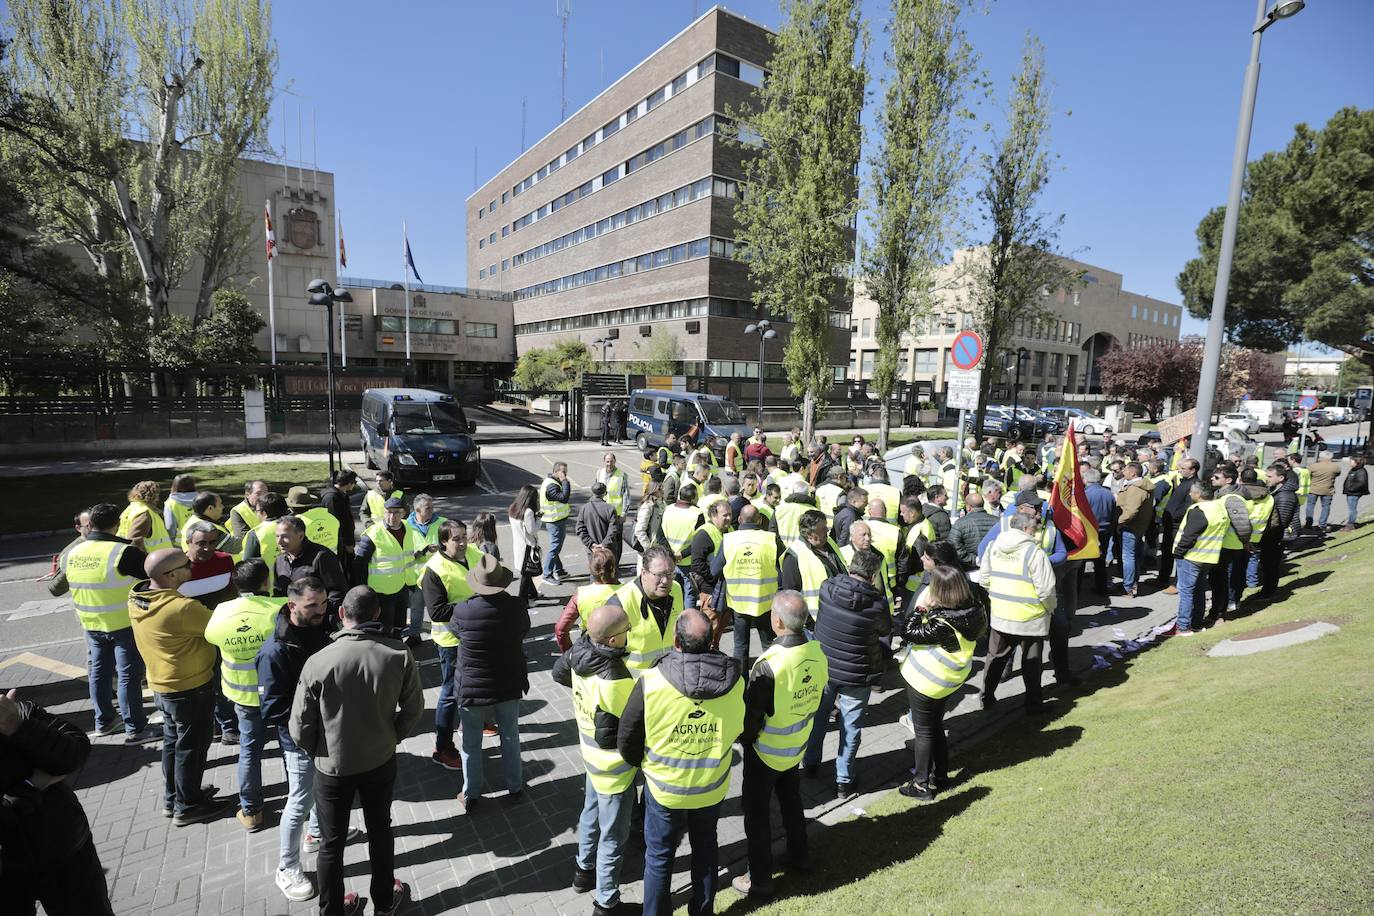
[661,505,702,568]
[901,617,977,700]
[421,546,484,648]
[576,583,620,629]
[117,501,170,551]
[364,489,403,523]
[774,501,809,552]
[867,519,901,589]
[1220,493,1247,550]
[752,639,828,771]
[698,492,728,515]
[64,540,135,632]
[300,507,341,554]
[722,529,779,618]
[251,517,282,582]
[598,468,630,515]
[986,541,1049,624]
[839,543,893,607]
[791,538,842,616]
[404,515,448,586]
[364,523,421,595]
[814,483,845,520]
[640,666,744,809]
[230,499,259,535]
[203,594,283,706]
[1247,493,1274,544]
[865,483,902,523]
[614,579,683,673]
[1183,500,1229,565]
[750,497,775,523]
[573,664,638,794]
[902,519,936,591]
[1295,467,1311,499]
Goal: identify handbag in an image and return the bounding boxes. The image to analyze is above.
[521,543,543,577]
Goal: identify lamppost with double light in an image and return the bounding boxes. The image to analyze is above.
[593,336,614,370]
[1192,0,1305,461]
[308,278,353,478]
[1010,347,1030,426]
[744,319,777,427]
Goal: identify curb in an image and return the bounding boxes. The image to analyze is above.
[0,529,66,542]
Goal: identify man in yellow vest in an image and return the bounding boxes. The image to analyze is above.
[229,479,268,541]
[596,451,632,523]
[752,481,782,526]
[203,559,284,832]
[354,497,423,637]
[419,519,484,770]
[1205,464,1253,623]
[64,503,157,743]
[241,492,289,584]
[732,590,828,900]
[864,467,902,524]
[361,472,403,528]
[1168,480,1232,635]
[118,480,172,552]
[772,477,816,553]
[864,499,902,593]
[403,493,447,647]
[606,547,686,681]
[661,484,706,609]
[552,604,639,914]
[780,510,846,620]
[716,505,785,669]
[1240,467,1274,593]
[977,512,1057,712]
[540,462,573,585]
[689,500,733,620]
[287,486,341,555]
[179,491,245,557]
[616,608,744,916]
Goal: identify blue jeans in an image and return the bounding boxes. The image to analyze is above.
[1121,530,1140,593]
[1348,494,1362,527]
[84,627,147,733]
[576,776,635,909]
[1306,493,1332,528]
[802,683,870,786]
[435,645,458,752]
[675,566,698,609]
[405,585,426,639]
[1246,549,1262,588]
[642,790,721,916]
[1174,558,1206,632]
[235,703,268,814]
[544,521,567,576]
[277,727,319,872]
[458,699,523,797]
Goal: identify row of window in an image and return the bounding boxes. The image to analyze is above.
[504,51,762,204]
[509,114,722,236]
[512,237,738,301]
[377,316,498,338]
[515,296,849,336]
[854,312,1084,346]
[682,361,846,383]
[510,176,736,270]
[1128,332,1171,348]
[1131,302,1178,326]
[851,347,1073,381]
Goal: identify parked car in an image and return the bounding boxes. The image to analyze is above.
[1220,412,1260,436]
[1042,406,1114,436]
[360,388,481,486]
[1306,408,1331,426]
[1322,406,1351,423]
[1209,425,1259,462]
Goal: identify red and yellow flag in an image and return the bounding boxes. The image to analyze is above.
[1050,421,1100,560]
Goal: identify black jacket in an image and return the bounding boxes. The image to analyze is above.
[274,540,348,611]
[741,632,809,745]
[949,511,997,569]
[255,609,334,728]
[447,592,531,705]
[552,634,633,750]
[616,648,742,768]
[780,541,845,593]
[922,504,952,542]
[1344,465,1369,497]
[1164,473,1197,521]
[0,700,93,870]
[900,602,987,652]
[815,573,890,687]
[1269,475,1300,533]
[832,504,862,546]
[319,486,357,549]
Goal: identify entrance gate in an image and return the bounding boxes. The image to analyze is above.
[468,386,584,443]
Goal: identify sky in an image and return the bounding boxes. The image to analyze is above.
[271,0,1374,339]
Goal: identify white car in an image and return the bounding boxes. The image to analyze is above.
[1209,426,1258,462]
[1220,412,1260,436]
[1042,406,1113,436]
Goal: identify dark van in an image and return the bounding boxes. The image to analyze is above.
[359,388,481,485]
[626,389,749,455]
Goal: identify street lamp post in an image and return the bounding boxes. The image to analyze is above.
[1011,347,1029,427]
[593,336,614,370]
[308,278,352,478]
[1192,0,1305,462]
[744,319,777,428]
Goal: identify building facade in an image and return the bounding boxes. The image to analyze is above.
[849,252,1183,403]
[466,6,852,384]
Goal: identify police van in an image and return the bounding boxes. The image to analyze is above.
[359,388,481,486]
[626,389,750,455]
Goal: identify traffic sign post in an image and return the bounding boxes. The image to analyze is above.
[946,331,983,516]
[950,331,984,371]
[1298,393,1318,455]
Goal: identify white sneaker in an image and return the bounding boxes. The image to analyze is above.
[275,866,316,902]
[302,825,362,855]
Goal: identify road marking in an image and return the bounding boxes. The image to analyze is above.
[1,598,72,622]
[477,465,499,496]
[0,651,87,680]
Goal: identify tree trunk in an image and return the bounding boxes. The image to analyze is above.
[801,389,816,447]
[878,399,891,453]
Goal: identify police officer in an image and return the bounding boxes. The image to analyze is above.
[553,604,639,916]
[202,560,284,832]
[732,590,827,900]
[616,609,744,916]
[600,400,613,446]
[64,503,155,743]
[354,497,423,636]
[716,505,784,669]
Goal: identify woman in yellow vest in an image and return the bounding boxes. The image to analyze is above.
[554,546,622,652]
[897,566,987,800]
[117,480,172,552]
[418,519,485,770]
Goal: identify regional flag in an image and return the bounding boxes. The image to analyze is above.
[1049,421,1100,560]
[404,223,423,283]
[338,211,347,269]
[264,202,276,261]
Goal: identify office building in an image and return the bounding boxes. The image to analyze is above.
[849,251,1183,402]
[467,6,852,384]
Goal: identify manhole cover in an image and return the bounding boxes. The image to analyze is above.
[1208,621,1339,657]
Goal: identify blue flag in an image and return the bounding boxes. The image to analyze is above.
[404,229,423,283]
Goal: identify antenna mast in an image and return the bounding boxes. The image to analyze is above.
[557,0,572,121]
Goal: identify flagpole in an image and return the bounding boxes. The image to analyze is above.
[403,221,412,364]
[337,209,347,368]
[266,199,277,366]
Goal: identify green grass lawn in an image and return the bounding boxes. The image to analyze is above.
[717,528,1374,915]
[2,461,330,536]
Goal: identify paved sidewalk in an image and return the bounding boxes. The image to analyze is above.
[4,544,1274,916]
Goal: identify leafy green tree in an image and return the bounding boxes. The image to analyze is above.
[863,0,976,452]
[513,339,593,391]
[962,36,1077,431]
[625,335,682,376]
[195,288,265,365]
[1337,356,1372,393]
[729,0,867,445]
[1179,107,1374,378]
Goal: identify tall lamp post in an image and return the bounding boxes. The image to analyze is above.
[1192,0,1305,461]
[308,278,352,478]
[593,336,614,370]
[1011,347,1029,427]
[744,319,777,428]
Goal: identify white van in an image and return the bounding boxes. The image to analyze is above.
[1241,399,1284,432]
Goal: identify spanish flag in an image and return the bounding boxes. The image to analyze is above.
[1050,421,1100,560]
